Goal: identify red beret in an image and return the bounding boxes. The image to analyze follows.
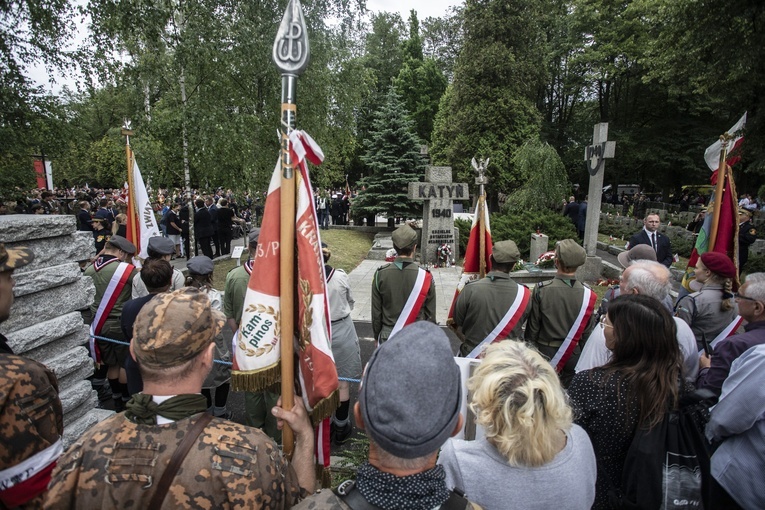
[700,252,737,279]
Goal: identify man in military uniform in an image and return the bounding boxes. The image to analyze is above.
[131,236,185,299]
[524,239,596,386]
[372,224,436,344]
[83,235,138,412]
[0,242,65,508]
[44,288,316,509]
[452,240,531,357]
[738,207,757,270]
[222,229,280,441]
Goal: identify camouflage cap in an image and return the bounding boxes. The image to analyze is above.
[555,239,587,268]
[492,240,521,264]
[391,224,418,250]
[132,288,225,369]
[0,243,34,272]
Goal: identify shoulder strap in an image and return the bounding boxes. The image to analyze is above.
[333,481,384,510]
[148,412,214,510]
[442,488,470,510]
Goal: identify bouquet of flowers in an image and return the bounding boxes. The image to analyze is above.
[436,243,452,268]
[535,251,556,269]
[512,259,526,272]
[385,248,397,262]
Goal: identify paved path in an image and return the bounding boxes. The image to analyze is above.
[347,259,464,325]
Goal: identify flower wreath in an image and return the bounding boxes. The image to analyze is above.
[535,251,556,269]
[436,243,453,268]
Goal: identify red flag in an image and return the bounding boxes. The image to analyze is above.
[447,194,492,324]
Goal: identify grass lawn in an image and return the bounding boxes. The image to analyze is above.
[210,229,375,290]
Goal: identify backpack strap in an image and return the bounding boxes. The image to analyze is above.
[148,412,214,510]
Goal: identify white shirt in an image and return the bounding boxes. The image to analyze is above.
[576,317,699,381]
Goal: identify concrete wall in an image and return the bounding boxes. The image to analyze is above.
[0,215,112,447]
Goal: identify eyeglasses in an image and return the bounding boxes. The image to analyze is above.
[599,316,613,329]
[734,293,759,303]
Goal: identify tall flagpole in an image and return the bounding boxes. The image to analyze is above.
[708,134,731,251]
[122,120,138,246]
[273,0,310,458]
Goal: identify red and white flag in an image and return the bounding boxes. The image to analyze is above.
[126,157,161,259]
[705,112,747,171]
[447,194,492,324]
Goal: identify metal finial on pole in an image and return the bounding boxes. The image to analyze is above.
[273,0,309,458]
[121,120,138,246]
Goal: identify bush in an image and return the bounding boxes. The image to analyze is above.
[490,209,578,259]
[455,218,472,256]
[743,254,765,276]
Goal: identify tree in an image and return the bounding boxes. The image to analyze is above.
[430,0,546,209]
[421,7,464,82]
[503,139,570,212]
[352,88,425,222]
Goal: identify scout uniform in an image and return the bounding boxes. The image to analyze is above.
[83,236,137,367]
[221,230,280,442]
[452,240,531,357]
[0,243,65,508]
[371,225,436,343]
[131,236,185,299]
[524,239,596,386]
[739,208,757,270]
[44,289,307,509]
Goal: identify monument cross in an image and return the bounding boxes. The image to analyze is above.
[407,166,468,265]
[582,123,615,257]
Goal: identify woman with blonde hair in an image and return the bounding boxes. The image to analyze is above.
[112,213,127,237]
[438,341,596,509]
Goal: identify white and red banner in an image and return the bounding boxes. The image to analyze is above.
[549,287,596,372]
[466,285,531,359]
[388,267,432,341]
[705,112,747,171]
[448,194,492,324]
[126,156,161,260]
[0,439,62,507]
[702,315,745,354]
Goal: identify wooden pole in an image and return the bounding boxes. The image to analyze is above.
[273,0,310,458]
[708,136,730,251]
[122,123,138,247]
[478,195,486,278]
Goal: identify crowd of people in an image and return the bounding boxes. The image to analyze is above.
[0,203,763,508]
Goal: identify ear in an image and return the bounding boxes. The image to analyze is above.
[202,342,216,366]
[451,413,464,437]
[353,402,365,431]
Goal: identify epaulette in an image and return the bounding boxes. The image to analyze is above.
[537,280,552,288]
[376,263,391,271]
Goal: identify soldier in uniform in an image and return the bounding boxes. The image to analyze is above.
[524,239,596,386]
[44,288,316,509]
[452,240,531,357]
[131,236,185,299]
[738,207,757,270]
[83,235,138,412]
[222,229,280,441]
[0,242,65,508]
[371,224,436,344]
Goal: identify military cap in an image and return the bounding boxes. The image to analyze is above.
[132,287,225,369]
[555,239,586,268]
[700,252,737,279]
[147,236,175,256]
[492,240,521,264]
[187,256,214,275]
[248,228,261,247]
[107,235,136,255]
[359,321,461,459]
[0,243,34,272]
[391,224,418,250]
[617,244,657,268]
[739,207,753,218]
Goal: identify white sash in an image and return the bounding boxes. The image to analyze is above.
[88,261,132,361]
[700,315,744,354]
[549,287,596,371]
[389,268,431,340]
[467,286,531,359]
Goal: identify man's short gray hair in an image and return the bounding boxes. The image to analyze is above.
[744,272,765,302]
[623,260,670,302]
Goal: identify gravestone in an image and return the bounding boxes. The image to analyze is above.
[407,166,468,265]
[0,214,112,447]
[579,123,615,281]
[530,233,549,263]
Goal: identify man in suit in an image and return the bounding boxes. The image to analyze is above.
[627,213,673,267]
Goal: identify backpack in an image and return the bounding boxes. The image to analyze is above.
[609,389,715,510]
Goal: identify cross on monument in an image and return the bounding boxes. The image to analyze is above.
[582,123,615,257]
[407,166,468,265]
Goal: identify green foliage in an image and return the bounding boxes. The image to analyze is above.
[421,7,463,82]
[455,218,472,257]
[352,88,425,219]
[490,209,578,259]
[504,139,570,213]
[743,254,765,277]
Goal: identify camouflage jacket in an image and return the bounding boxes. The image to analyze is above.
[0,352,63,509]
[44,412,307,509]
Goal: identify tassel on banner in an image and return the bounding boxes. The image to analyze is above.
[231,363,281,392]
[315,464,333,489]
[309,389,340,427]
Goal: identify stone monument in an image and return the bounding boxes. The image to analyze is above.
[408,166,468,265]
[578,122,615,281]
[0,214,112,446]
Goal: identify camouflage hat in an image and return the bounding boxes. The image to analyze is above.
[132,288,225,369]
[392,224,418,250]
[0,243,34,272]
[492,240,521,264]
[555,239,587,268]
[107,235,136,255]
